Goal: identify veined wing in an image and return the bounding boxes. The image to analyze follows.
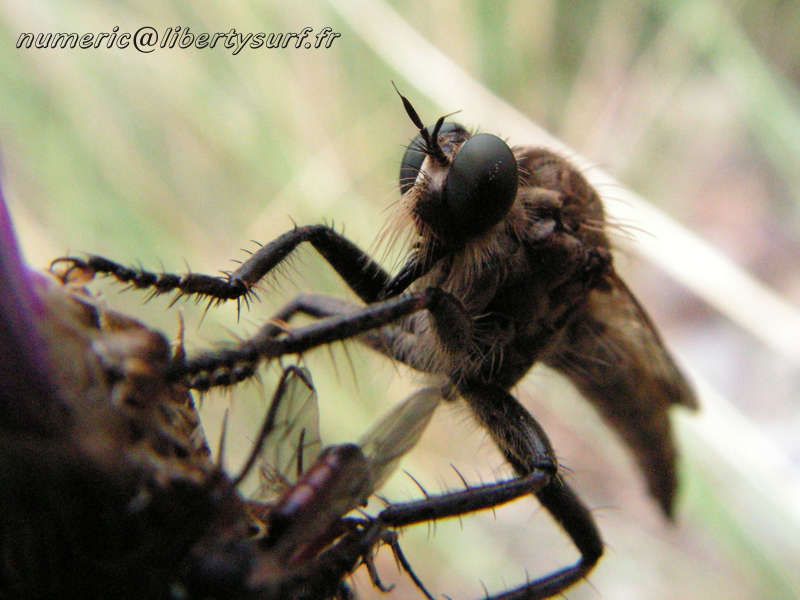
[252,365,322,502]
[359,386,443,491]
[544,271,697,516]
[260,385,442,563]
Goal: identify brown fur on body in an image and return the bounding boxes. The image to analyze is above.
[391,141,696,516]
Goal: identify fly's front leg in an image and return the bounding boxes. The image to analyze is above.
[240,289,475,375]
[171,287,473,390]
[51,225,392,307]
[461,383,603,599]
[259,290,475,375]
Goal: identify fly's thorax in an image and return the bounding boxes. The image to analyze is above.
[405,180,612,383]
[513,146,610,251]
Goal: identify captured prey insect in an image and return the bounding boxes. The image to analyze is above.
[0,246,396,596]
[54,87,698,599]
[2,181,458,600]
[238,362,446,599]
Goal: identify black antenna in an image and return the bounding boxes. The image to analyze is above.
[392,81,448,165]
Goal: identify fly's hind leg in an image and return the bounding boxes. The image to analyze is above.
[314,471,552,600]
[357,469,554,599]
[460,382,604,599]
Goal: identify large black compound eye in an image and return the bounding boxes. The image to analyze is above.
[443,133,518,239]
[399,122,464,195]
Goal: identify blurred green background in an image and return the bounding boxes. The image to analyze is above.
[2,1,799,598]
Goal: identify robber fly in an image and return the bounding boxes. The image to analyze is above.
[54,87,698,598]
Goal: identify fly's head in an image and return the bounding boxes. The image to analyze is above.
[393,86,519,257]
[385,87,604,302]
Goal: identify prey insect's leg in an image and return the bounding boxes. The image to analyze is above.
[52,225,393,305]
[173,287,472,390]
[461,383,603,599]
[277,517,432,600]
[374,530,433,599]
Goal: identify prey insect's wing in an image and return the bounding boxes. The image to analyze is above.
[252,366,322,501]
[252,385,442,569]
[544,272,697,516]
[358,387,442,491]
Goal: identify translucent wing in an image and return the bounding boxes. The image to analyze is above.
[252,366,322,502]
[544,271,697,516]
[359,386,442,491]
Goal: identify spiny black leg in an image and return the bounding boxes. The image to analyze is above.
[315,474,551,600]
[380,530,435,600]
[365,473,551,600]
[171,287,472,390]
[52,225,396,306]
[246,293,446,374]
[50,255,249,302]
[377,471,550,528]
[231,292,433,372]
[232,226,391,302]
[461,383,603,599]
